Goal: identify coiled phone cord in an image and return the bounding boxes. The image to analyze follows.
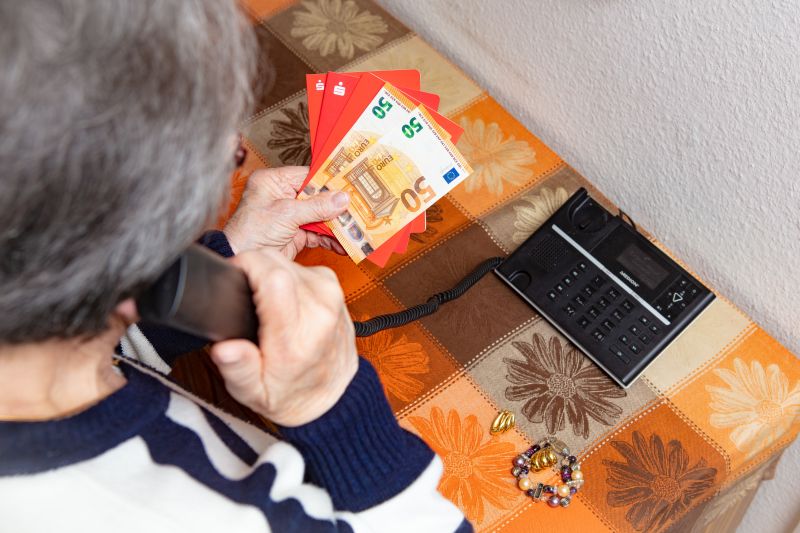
[352,256,504,337]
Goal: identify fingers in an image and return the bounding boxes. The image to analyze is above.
[209,339,264,405]
[320,235,347,255]
[215,249,355,425]
[243,167,309,203]
[280,191,349,227]
[295,264,343,310]
[304,231,323,250]
[270,166,311,192]
[302,232,346,255]
[231,250,301,341]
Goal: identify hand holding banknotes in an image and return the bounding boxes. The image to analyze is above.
[209,249,358,427]
[224,166,350,259]
[301,71,472,265]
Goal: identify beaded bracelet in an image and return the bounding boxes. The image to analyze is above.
[511,437,585,508]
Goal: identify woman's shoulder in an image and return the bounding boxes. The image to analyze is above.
[121,358,279,457]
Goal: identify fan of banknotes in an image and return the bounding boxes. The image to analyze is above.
[300,70,473,267]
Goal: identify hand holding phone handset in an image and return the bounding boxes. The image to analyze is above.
[138,246,358,427]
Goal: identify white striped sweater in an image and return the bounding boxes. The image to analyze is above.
[0,333,470,532]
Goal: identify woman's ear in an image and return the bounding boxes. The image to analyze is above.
[114,298,139,326]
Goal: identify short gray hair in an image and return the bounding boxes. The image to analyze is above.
[0,0,257,343]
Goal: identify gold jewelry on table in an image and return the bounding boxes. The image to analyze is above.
[511,437,586,508]
[490,409,515,434]
[528,446,558,471]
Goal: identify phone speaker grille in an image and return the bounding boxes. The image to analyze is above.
[527,234,569,272]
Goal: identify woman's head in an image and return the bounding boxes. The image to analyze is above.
[0,0,257,344]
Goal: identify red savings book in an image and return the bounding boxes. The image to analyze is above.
[305,71,463,266]
[305,71,424,240]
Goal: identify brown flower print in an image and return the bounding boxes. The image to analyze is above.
[604,431,717,531]
[503,333,626,438]
[409,204,444,244]
[356,331,429,403]
[408,407,518,524]
[267,102,311,166]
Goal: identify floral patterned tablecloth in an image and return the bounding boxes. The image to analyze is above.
[174,1,800,531]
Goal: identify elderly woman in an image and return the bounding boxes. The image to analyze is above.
[0,1,470,531]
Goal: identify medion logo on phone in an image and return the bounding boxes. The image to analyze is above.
[619,270,640,288]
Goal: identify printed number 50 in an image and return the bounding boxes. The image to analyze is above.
[402,117,423,138]
[400,176,435,212]
[371,97,393,119]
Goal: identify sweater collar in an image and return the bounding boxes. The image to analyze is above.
[0,361,169,475]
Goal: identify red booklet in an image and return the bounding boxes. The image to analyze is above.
[304,70,460,266]
[305,71,425,241]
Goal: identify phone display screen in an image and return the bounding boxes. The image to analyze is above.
[617,243,669,289]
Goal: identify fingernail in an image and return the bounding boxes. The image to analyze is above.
[214,347,241,364]
[333,192,349,208]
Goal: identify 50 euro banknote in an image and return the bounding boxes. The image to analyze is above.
[323,107,472,263]
[301,84,416,197]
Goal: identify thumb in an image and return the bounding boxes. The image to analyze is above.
[209,339,266,407]
[287,191,349,226]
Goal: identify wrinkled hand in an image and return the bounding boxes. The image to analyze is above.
[209,249,358,427]
[223,166,349,259]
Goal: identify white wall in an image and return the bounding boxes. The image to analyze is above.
[375,1,800,531]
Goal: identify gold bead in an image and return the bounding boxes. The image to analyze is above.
[518,477,532,491]
[571,469,584,481]
[490,410,515,435]
[557,484,571,498]
[529,447,558,471]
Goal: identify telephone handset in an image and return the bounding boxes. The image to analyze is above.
[136,245,259,342]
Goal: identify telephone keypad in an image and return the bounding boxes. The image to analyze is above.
[609,345,630,364]
[539,261,669,366]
